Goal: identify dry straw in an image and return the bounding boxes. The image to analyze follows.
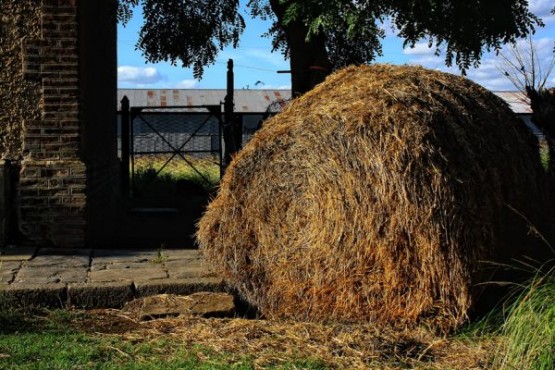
[197,64,549,332]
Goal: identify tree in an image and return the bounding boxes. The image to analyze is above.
[118,0,542,95]
[117,0,244,79]
[498,36,555,95]
[497,36,555,176]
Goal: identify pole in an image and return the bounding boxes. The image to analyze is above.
[223,59,235,168]
[120,96,130,196]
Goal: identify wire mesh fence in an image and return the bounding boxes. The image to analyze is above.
[117,107,223,198]
[116,104,273,201]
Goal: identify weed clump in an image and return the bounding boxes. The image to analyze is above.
[494,263,555,370]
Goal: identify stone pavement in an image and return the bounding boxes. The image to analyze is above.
[0,246,225,309]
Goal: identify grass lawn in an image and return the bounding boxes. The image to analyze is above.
[0,306,499,370]
[0,309,327,370]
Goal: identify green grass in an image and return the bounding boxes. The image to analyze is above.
[132,155,220,197]
[0,310,328,370]
[539,140,549,171]
[493,263,555,370]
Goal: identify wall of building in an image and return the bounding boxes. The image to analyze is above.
[17,0,87,247]
[0,2,41,246]
[0,0,122,248]
[0,1,42,160]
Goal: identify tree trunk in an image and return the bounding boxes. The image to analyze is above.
[269,0,332,96]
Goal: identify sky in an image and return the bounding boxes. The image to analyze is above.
[117,0,555,92]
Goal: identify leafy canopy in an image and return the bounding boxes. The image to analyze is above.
[118,0,244,78]
[118,0,543,78]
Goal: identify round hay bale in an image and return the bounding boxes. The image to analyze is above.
[197,64,549,331]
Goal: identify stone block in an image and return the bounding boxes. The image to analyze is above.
[166,264,214,280]
[89,266,168,283]
[0,283,67,308]
[67,282,134,309]
[0,261,22,284]
[14,266,87,284]
[134,277,226,298]
[158,248,203,261]
[26,254,89,269]
[123,292,235,321]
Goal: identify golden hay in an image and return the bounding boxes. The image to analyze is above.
[197,64,549,332]
[76,309,498,369]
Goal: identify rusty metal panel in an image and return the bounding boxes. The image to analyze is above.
[118,89,292,113]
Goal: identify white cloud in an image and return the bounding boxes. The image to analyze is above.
[252,84,291,90]
[174,79,198,89]
[511,36,554,52]
[117,66,165,85]
[530,0,555,22]
[245,49,289,68]
[401,32,555,92]
[378,17,400,37]
[403,42,437,56]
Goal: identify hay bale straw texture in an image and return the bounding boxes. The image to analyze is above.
[197,64,549,331]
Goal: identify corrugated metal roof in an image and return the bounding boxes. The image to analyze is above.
[493,91,532,114]
[117,89,292,113]
[117,89,531,115]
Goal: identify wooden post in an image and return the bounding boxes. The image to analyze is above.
[120,96,130,196]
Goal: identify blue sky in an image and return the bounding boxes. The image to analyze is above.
[118,0,555,91]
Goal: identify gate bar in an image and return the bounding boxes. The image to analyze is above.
[120,96,130,196]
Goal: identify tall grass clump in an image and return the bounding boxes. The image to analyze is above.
[133,154,220,196]
[494,263,555,370]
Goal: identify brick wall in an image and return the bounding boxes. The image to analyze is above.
[17,0,86,247]
[1,0,120,247]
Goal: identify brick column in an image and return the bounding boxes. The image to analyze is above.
[19,0,86,247]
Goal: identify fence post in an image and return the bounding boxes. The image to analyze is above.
[223,59,236,168]
[120,96,130,196]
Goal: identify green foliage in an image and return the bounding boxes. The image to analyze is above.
[274,0,541,72]
[117,0,138,24]
[248,0,391,69]
[118,0,542,79]
[494,265,555,370]
[118,0,244,79]
[540,140,549,171]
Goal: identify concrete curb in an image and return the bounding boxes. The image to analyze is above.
[1,247,228,310]
[1,283,67,308]
[67,282,134,309]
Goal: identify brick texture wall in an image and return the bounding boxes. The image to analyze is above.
[18,0,86,247]
[1,0,120,247]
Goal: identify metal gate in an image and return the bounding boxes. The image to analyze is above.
[120,99,223,203]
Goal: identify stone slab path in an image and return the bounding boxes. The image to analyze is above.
[0,247,225,309]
